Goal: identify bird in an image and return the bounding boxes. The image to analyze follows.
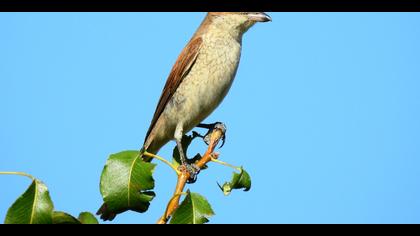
[142,12,271,180]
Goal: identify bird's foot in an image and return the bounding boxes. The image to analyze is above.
[178,163,201,184]
[196,122,227,148]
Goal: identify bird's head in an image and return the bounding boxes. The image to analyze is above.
[207,12,271,36]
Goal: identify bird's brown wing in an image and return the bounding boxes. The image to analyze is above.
[144,36,203,143]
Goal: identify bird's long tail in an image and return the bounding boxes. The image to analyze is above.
[140,146,153,162]
[141,141,162,163]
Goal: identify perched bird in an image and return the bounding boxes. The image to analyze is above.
[142,12,271,179]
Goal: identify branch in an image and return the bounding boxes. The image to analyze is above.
[156,125,225,224]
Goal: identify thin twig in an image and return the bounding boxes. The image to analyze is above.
[0,171,35,181]
[211,158,241,172]
[143,151,181,175]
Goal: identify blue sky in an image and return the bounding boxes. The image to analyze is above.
[1,12,420,224]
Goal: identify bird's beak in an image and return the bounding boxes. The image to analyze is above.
[247,12,272,23]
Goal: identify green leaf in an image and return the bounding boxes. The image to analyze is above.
[78,212,99,224]
[170,190,214,224]
[52,211,81,224]
[98,150,156,221]
[5,179,54,224]
[52,211,98,224]
[218,167,251,196]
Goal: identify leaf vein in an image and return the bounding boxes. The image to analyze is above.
[30,181,37,224]
[127,156,138,207]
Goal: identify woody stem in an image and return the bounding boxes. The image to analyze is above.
[156,125,226,224]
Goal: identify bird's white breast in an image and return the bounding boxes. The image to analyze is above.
[166,31,242,134]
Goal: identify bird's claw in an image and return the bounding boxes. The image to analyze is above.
[197,122,227,148]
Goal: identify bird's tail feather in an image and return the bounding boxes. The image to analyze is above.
[141,142,161,162]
